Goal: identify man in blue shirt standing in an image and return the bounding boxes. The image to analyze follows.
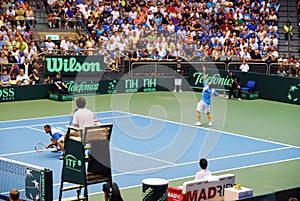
[195,67,223,127]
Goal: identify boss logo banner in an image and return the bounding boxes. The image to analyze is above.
[0,88,15,101]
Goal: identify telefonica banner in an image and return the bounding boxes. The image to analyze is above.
[66,81,100,94]
[190,72,232,91]
[45,55,105,75]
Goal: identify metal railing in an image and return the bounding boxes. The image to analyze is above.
[269,63,299,77]
[127,61,274,77]
[126,61,300,78]
[228,62,268,74]
[129,61,227,77]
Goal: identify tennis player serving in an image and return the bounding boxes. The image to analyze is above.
[43,124,65,159]
[195,66,223,127]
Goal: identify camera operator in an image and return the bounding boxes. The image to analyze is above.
[29,69,41,85]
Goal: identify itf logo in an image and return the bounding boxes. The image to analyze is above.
[65,154,83,172]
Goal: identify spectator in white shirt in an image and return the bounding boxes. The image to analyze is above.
[240,59,250,72]
[167,21,175,32]
[128,7,137,19]
[60,36,70,51]
[195,158,212,180]
[111,7,120,22]
[176,26,187,38]
[16,69,30,85]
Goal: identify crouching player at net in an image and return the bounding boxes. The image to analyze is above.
[195,66,223,127]
[43,124,65,159]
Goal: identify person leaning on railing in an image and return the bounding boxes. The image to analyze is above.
[0,69,12,87]
[104,53,119,72]
[288,55,299,78]
[16,69,30,86]
[250,49,262,62]
[277,53,288,76]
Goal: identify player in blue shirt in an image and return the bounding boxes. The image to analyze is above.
[195,67,223,127]
[44,124,65,159]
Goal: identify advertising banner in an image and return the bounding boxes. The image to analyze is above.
[45,55,105,76]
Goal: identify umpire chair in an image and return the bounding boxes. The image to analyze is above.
[59,124,113,201]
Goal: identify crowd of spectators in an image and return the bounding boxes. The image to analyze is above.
[43,0,298,76]
[44,0,283,62]
[0,0,299,87]
[0,0,43,85]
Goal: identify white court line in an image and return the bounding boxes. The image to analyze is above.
[2,109,297,149]
[2,111,299,165]
[3,147,300,200]
[111,147,176,166]
[114,110,300,149]
[51,156,300,201]
[0,114,132,131]
[25,126,44,132]
[7,156,300,201]
[0,111,114,123]
[0,150,36,157]
[7,155,300,201]
[110,146,294,176]
[169,157,300,182]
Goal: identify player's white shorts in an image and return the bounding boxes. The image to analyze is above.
[197,100,210,113]
[58,136,64,142]
[174,78,182,86]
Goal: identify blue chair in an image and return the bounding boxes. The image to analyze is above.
[241,81,256,92]
[103,25,110,31]
[157,26,164,31]
[118,19,124,25]
[216,32,222,38]
[110,51,115,58]
[107,8,113,13]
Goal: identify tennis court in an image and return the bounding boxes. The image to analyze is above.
[1,94,300,201]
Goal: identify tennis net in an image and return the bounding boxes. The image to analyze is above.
[0,156,53,201]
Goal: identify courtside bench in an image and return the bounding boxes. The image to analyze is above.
[234,91,260,100]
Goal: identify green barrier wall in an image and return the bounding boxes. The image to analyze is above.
[1,73,299,105]
[232,72,300,105]
[188,68,300,105]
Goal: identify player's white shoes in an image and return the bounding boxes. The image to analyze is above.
[238,98,242,101]
[194,122,202,126]
[208,122,213,127]
[51,147,59,152]
[173,89,176,92]
[59,153,64,160]
[179,89,183,92]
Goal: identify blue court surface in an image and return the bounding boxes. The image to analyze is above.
[1,111,300,200]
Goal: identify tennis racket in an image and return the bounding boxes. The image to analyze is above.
[35,142,47,152]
